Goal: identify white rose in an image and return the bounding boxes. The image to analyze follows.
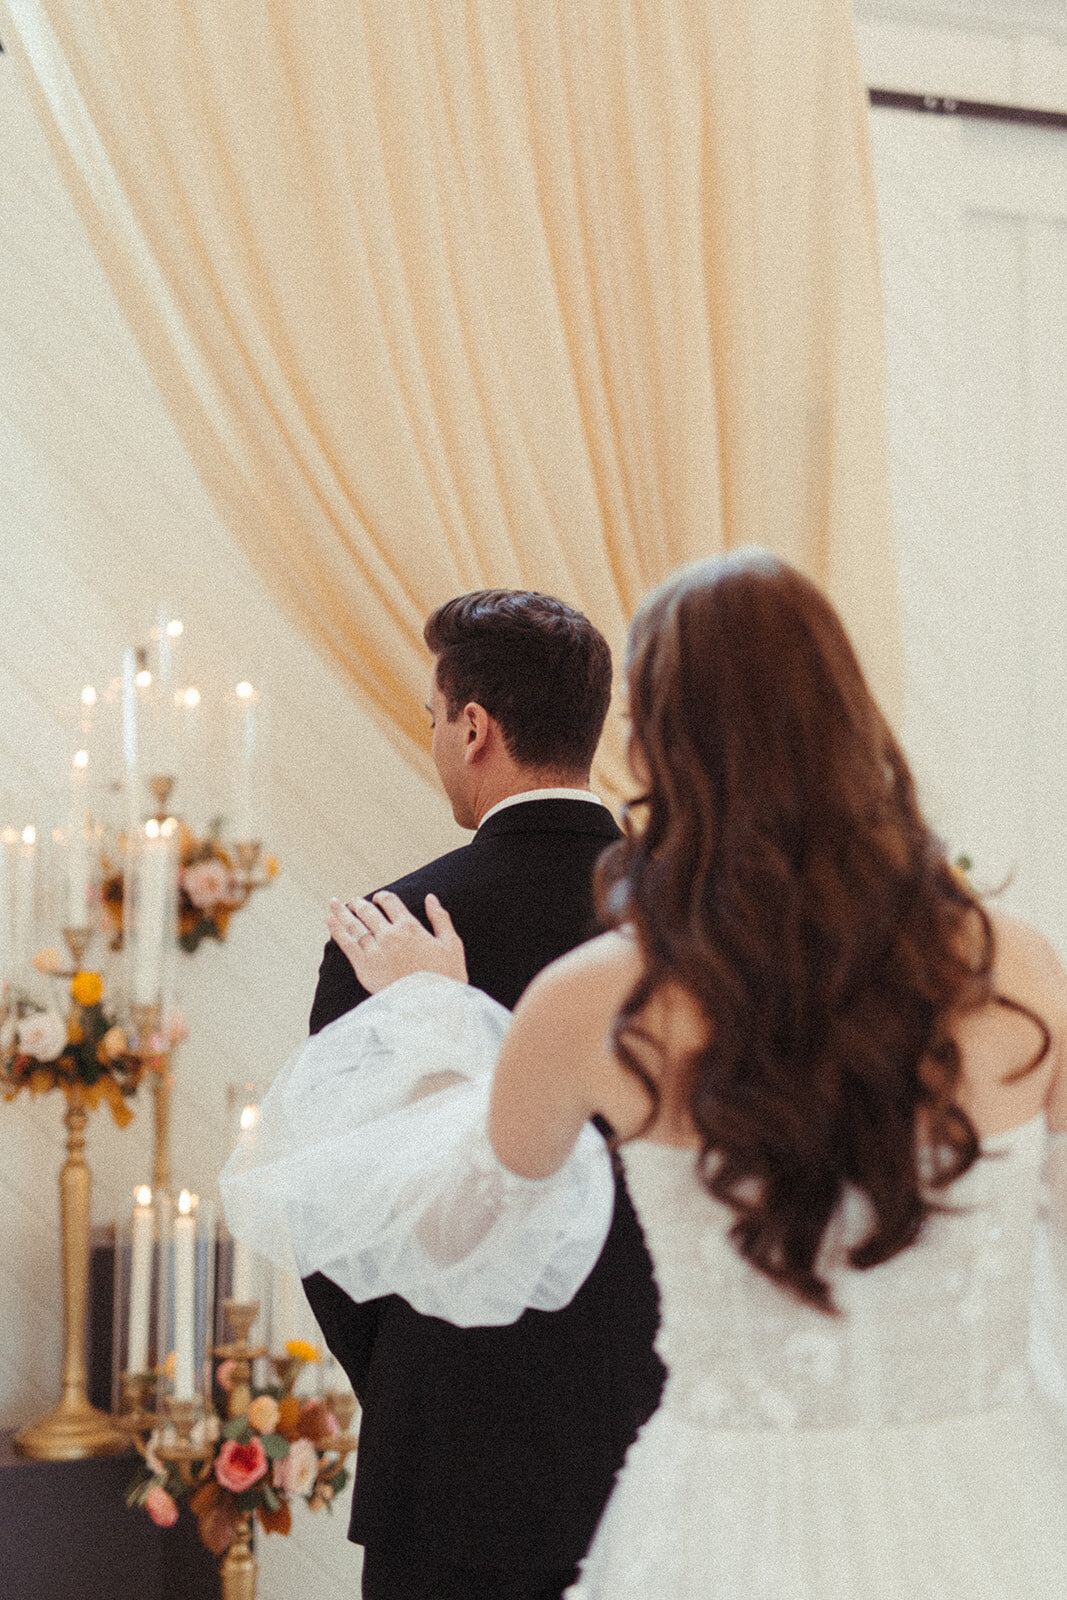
[276,1436,318,1500]
[17,1011,68,1062]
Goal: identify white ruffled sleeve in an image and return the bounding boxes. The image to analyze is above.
[220,973,614,1327]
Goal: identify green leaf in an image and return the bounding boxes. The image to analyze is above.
[221,1417,252,1443]
[235,1489,262,1513]
[330,1468,349,1495]
[261,1433,290,1460]
[261,1484,280,1513]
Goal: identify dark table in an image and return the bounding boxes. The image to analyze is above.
[0,1431,220,1600]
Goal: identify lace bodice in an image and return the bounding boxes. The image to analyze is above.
[620,1118,1051,1433]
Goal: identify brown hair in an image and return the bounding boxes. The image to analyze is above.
[424,590,612,775]
[597,549,1049,1311]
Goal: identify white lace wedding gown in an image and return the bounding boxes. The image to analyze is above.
[221,976,1067,1600]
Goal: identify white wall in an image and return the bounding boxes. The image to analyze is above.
[0,39,461,1595]
[0,8,1065,1598]
[855,1,1067,111]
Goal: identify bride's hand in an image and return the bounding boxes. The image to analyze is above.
[327,890,468,994]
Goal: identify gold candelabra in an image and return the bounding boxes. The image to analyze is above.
[120,1299,358,1600]
[128,1002,173,1196]
[14,928,126,1460]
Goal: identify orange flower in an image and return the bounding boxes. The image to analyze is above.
[277,1397,301,1439]
[71,971,103,1007]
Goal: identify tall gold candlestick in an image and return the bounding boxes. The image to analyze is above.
[15,1085,126,1458]
[131,1003,172,1195]
[220,1511,256,1600]
[152,1062,172,1196]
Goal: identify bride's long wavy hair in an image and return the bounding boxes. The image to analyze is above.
[597,550,1049,1311]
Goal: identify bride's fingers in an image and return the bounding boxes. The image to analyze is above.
[328,898,366,948]
[348,895,390,935]
[371,889,415,927]
[424,893,457,941]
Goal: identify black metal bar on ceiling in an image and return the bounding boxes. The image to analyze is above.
[869,87,1067,131]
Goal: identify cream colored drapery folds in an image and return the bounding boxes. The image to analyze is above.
[3,0,900,797]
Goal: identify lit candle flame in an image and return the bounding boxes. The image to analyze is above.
[145,819,161,840]
[135,1185,153,1207]
[135,669,152,689]
[239,1104,258,1133]
[177,1190,195,1216]
[73,749,89,769]
[21,826,36,846]
[81,685,98,707]
[235,681,254,700]
[179,686,200,708]
[166,620,184,638]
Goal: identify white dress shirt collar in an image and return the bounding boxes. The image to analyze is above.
[478,787,605,829]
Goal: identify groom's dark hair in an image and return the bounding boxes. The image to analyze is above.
[424,590,612,775]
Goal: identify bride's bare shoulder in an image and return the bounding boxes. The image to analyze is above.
[987,908,1067,1019]
[517,930,645,1027]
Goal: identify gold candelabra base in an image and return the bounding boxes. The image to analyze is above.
[15,1392,127,1462]
[15,1086,126,1460]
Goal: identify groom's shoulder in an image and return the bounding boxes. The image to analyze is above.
[383,839,479,906]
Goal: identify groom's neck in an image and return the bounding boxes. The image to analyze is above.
[468,768,592,829]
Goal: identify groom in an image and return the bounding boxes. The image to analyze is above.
[303,590,664,1600]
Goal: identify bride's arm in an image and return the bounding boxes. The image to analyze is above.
[489,933,648,1178]
[327,891,640,1173]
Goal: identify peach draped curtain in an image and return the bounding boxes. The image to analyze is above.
[3,0,900,796]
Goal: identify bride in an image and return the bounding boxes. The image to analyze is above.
[224,549,1067,1598]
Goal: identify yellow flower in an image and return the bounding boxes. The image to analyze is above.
[72,971,103,1007]
[285,1339,320,1364]
[264,855,280,880]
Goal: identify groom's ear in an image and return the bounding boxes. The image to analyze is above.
[462,701,493,763]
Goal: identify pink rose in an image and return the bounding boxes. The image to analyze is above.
[273,1436,318,1500]
[181,858,234,911]
[17,1011,67,1062]
[215,1436,268,1493]
[145,1485,179,1528]
[215,1359,236,1393]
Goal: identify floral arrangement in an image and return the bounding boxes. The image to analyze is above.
[0,967,150,1125]
[102,823,278,955]
[127,1345,353,1552]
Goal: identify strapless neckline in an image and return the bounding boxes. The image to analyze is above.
[623,1110,1048,1162]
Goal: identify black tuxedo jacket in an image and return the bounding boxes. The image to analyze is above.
[303,798,665,1572]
